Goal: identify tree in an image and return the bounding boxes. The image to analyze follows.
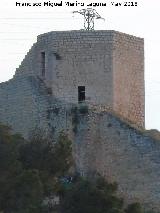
[61,176,124,213]
[125,203,144,213]
[52,132,73,176]
[0,125,73,212]
[0,124,24,212]
[1,170,44,213]
[18,130,73,197]
[19,131,72,176]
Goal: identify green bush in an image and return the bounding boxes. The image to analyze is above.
[61,176,124,213]
[125,203,143,213]
[78,104,89,114]
[71,106,79,134]
[71,104,89,134]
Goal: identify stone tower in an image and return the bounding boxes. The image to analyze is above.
[15,30,144,127]
[3,31,160,212]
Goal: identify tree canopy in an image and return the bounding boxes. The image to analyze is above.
[0,124,72,213]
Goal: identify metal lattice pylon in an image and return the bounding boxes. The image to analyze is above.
[73,8,105,31]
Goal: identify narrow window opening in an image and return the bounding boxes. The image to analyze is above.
[78,86,85,102]
[54,52,61,60]
[41,52,45,77]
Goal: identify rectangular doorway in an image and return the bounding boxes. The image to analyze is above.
[78,86,85,102]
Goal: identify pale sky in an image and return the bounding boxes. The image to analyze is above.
[0,0,160,130]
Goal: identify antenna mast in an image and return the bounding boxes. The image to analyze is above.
[73,8,105,31]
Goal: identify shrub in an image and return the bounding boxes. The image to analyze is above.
[61,176,123,213]
[78,104,89,114]
[125,202,144,213]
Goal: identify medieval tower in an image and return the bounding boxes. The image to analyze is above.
[1,30,160,211]
[15,30,145,127]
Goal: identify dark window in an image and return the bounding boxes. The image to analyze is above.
[54,53,61,60]
[78,86,85,102]
[41,52,45,77]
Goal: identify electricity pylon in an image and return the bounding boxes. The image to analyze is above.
[73,8,105,31]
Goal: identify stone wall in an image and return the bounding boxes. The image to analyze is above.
[0,74,159,210]
[113,32,144,127]
[0,76,51,138]
[74,110,160,211]
[0,75,74,138]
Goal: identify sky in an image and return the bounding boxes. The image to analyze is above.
[0,0,160,130]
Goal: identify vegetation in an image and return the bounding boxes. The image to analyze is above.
[125,203,143,213]
[0,124,72,213]
[61,176,123,213]
[71,106,79,133]
[0,123,157,213]
[78,104,89,114]
[71,104,89,134]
